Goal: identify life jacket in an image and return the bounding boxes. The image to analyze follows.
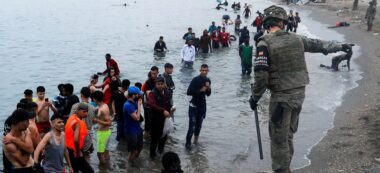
[65,114,87,155]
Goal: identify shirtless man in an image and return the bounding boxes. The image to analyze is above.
[26,102,41,149]
[92,91,112,165]
[3,109,35,172]
[35,86,57,136]
[89,74,99,94]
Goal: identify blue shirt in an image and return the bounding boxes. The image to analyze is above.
[123,100,142,135]
[208,25,217,34]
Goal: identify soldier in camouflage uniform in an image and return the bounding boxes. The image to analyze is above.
[365,1,377,31]
[249,5,353,173]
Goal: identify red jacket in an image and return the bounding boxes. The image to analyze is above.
[211,31,220,43]
[219,32,230,44]
[254,16,262,27]
[103,59,120,76]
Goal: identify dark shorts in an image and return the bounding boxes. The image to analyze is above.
[36,121,51,134]
[13,167,34,173]
[126,132,143,152]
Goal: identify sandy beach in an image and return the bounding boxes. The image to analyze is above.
[285,1,380,172]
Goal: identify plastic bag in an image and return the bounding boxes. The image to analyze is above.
[162,117,174,138]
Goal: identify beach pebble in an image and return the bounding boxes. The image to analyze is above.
[374,33,379,35]
[365,104,369,108]
[364,94,368,96]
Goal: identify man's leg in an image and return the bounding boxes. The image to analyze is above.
[331,58,339,71]
[97,130,107,164]
[78,155,94,173]
[246,65,252,75]
[288,104,301,161]
[186,105,197,149]
[68,149,80,173]
[144,108,152,139]
[116,117,124,141]
[269,102,293,172]
[194,104,206,144]
[158,135,168,154]
[150,125,159,159]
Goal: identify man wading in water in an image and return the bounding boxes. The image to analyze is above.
[250,5,353,173]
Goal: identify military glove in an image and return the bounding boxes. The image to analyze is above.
[249,96,259,110]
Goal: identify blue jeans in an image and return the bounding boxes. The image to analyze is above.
[186,103,206,147]
[242,64,252,75]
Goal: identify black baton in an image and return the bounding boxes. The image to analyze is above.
[254,108,264,160]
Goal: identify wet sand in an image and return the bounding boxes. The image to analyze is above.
[289,1,380,173]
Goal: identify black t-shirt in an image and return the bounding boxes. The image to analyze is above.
[63,95,80,116]
[112,90,127,120]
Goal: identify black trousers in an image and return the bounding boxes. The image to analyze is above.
[149,115,167,158]
[68,149,94,173]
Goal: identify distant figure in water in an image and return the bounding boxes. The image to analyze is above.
[320,47,353,71]
[154,36,168,53]
[223,0,228,6]
[123,3,127,6]
[216,4,224,10]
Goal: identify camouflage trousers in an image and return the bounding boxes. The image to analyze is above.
[269,101,302,171]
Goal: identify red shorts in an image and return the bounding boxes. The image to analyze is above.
[36,121,51,134]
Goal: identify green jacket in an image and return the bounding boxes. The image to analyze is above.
[239,44,253,66]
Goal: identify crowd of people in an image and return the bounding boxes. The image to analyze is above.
[3,1,356,173]
[2,51,213,173]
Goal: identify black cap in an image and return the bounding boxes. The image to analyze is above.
[10,109,33,125]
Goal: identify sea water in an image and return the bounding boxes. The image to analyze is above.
[0,0,362,172]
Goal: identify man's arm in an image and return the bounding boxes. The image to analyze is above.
[73,123,81,157]
[187,78,201,96]
[191,47,196,61]
[64,147,73,172]
[180,47,185,60]
[300,36,343,54]
[130,100,142,121]
[251,43,270,100]
[49,102,58,114]
[112,60,120,75]
[4,143,30,166]
[33,132,51,162]
[6,130,34,154]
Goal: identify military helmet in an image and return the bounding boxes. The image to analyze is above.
[262,5,288,29]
